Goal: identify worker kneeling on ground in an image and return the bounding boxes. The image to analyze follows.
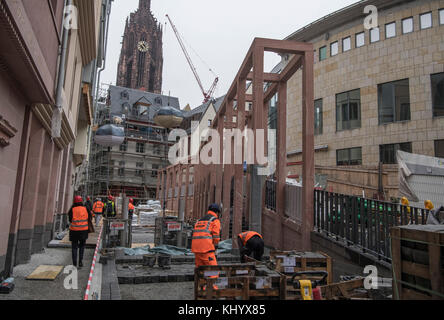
[237,231,264,263]
[191,204,221,269]
[68,196,92,269]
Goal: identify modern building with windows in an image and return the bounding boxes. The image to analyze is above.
[284,0,444,199]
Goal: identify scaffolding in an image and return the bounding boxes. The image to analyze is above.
[82,83,174,203]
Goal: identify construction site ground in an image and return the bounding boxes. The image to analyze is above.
[0,247,94,300]
[115,211,242,300]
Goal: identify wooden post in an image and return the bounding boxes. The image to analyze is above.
[301,50,315,251]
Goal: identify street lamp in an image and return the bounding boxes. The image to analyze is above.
[153,106,184,244]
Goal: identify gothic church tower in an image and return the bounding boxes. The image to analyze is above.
[116,0,163,93]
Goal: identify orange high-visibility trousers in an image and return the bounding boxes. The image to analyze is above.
[195,252,219,290]
[194,252,218,268]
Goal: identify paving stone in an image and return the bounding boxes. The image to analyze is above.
[118,276,134,285]
[159,274,168,282]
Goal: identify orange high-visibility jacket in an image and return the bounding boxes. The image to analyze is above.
[128,203,135,211]
[93,201,104,214]
[70,206,89,231]
[191,211,221,254]
[238,231,263,246]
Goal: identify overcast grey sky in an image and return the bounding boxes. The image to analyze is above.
[101,0,358,109]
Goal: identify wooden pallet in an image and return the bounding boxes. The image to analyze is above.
[390,225,444,300]
[319,278,369,300]
[194,263,286,300]
[269,251,333,285]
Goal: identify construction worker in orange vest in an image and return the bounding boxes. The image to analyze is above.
[93,198,105,227]
[237,231,264,263]
[191,204,221,269]
[68,196,92,268]
[128,198,135,222]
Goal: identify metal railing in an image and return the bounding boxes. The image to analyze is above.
[314,190,430,262]
[265,179,277,211]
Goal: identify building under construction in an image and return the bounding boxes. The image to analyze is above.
[82,85,180,202]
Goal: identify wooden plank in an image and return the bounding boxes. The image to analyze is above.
[26,265,64,280]
[401,261,431,279]
[428,232,443,300]
[401,287,430,300]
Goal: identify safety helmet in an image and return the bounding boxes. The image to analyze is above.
[108,195,113,201]
[129,198,134,204]
[74,196,83,204]
[208,203,221,214]
[87,196,91,201]
[401,197,409,206]
[424,200,434,211]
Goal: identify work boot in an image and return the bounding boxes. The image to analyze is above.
[78,261,83,269]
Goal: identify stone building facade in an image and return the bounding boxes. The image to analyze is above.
[0,0,111,277]
[284,0,444,199]
[116,0,163,94]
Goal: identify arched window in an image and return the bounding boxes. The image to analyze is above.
[128,33,135,54]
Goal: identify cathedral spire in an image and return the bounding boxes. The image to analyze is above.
[139,0,151,10]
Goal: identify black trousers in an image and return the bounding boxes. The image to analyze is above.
[72,239,86,265]
[239,236,265,263]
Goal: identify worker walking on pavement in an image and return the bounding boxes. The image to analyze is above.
[92,198,104,227]
[191,204,222,269]
[128,198,135,223]
[104,195,116,218]
[85,196,93,215]
[237,231,265,263]
[68,196,92,269]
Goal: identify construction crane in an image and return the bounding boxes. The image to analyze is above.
[165,14,219,104]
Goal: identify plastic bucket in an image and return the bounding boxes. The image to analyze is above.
[142,254,157,267]
[157,254,172,268]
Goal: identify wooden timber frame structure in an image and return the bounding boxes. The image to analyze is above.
[157,38,315,250]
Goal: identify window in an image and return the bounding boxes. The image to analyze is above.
[152,164,159,178]
[136,163,144,177]
[119,140,127,152]
[153,145,161,155]
[118,168,125,177]
[136,143,145,153]
[432,72,444,117]
[336,89,361,131]
[342,37,351,52]
[435,140,444,158]
[337,147,362,166]
[132,105,139,116]
[378,79,411,124]
[119,161,125,167]
[380,143,412,164]
[120,90,129,99]
[420,12,432,29]
[330,41,338,56]
[385,22,396,38]
[402,17,414,34]
[136,162,144,168]
[319,46,327,61]
[440,9,444,25]
[208,119,212,127]
[314,99,323,135]
[370,27,380,43]
[356,32,365,47]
